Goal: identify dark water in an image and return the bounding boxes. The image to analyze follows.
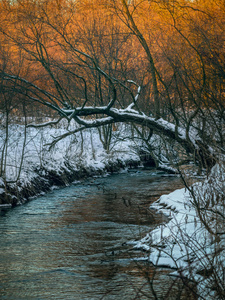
[0,169,183,299]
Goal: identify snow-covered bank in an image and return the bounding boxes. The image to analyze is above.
[0,123,141,206]
[131,163,225,299]
[0,155,141,207]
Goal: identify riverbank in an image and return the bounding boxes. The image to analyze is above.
[131,162,225,299]
[0,156,141,207]
[0,123,144,206]
[1,120,178,207]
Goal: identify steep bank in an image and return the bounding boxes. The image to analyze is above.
[0,156,140,207]
[0,123,144,207]
[0,121,178,207]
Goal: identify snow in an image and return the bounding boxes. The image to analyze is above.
[0,120,140,186]
[131,163,225,298]
[75,116,114,126]
[63,105,108,114]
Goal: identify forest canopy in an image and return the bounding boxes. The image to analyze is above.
[0,0,224,169]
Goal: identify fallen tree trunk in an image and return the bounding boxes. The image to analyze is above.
[1,72,216,172]
[60,105,216,171]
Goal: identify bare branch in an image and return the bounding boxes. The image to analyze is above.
[27,117,63,128]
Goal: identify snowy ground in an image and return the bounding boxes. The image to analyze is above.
[0,121,139,183]
[130,163,225,299]
[0,121,143,205]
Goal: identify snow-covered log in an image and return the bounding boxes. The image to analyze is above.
[0,73,216,171]
[60,105,216,170]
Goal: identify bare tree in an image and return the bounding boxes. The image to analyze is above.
[0,0,223,172]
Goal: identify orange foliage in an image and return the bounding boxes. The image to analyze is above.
[0,0,224,115]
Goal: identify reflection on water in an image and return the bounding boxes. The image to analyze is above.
[0,169,183,299]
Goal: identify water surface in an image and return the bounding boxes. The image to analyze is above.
[0,169,183,299]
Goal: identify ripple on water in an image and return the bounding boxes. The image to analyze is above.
[0,169,186,299]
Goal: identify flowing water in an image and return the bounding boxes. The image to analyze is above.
[0,169,184,299]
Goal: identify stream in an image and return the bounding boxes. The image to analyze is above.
[0,169,183,299]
